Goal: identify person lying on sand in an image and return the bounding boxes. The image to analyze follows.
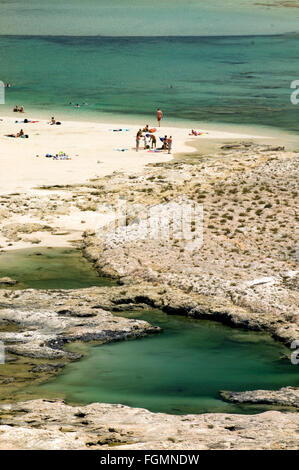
[15,119,38,124]
[6,129,28,138]
[45,153,71,160]
[189,129,205,136]
[143,125,149,132]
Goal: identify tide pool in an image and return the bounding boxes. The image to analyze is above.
[37,309,298,415]
[2,248,297,414]
[0,248,114,290]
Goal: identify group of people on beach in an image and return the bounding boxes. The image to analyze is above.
[135,109,174,153]
[136,126,172,154]
[13,105,24,113]
[162,135,172,153]
[136,125,156,152]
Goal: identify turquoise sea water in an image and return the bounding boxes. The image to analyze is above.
[0,1,299,134]
[1,0,299,37]
[1,34,299,134]
[38,309,299,414]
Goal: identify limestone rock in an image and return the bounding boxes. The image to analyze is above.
[220,387,299,409]
[0,277,18,286]
[0,399,298,450]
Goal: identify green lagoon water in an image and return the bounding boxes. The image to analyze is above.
[1,248,297,414]
[0,247,114,289]
[38,308,299,415]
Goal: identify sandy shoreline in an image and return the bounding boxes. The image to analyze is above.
[0,112,269,252]
[0,112,268,194]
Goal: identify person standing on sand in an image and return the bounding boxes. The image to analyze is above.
[163,135,168,151]
[136,129,142,152]
[150,134,156,149]
[167,136,172,154]
[156,108,163,127]
[144,134,150,150]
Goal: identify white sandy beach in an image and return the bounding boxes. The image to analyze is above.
[0,112,265,194]
[0,111,266,252]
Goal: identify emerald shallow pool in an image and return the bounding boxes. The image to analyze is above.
[37,309,298,415]
[0,247,114,290]
[2,248,296,414]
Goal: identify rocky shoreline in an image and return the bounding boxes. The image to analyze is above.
[0,399,298,450]
[0,141,298,449]
[220,387,299,410]
[0,286,161,403]
[81,142,298,346]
